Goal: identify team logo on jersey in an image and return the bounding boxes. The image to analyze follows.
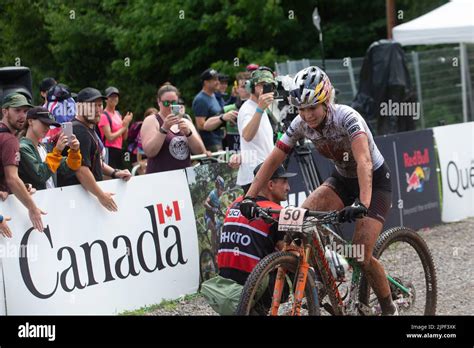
[347,124,361,136]
[286,125,295,138]
[344,115,358,129]
[169,136,189,160]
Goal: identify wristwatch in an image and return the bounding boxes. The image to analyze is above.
[111,169,119,179]
[159,127,169,134]
[186,130,193,137]
[219,114,225,123]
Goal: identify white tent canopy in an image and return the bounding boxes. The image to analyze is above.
[393,0,474,123]
[393,0,474,46]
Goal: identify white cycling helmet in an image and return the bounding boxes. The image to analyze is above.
[289,66,332,108]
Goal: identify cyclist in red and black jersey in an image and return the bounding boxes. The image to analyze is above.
[240,66,398,315]
[218,163,296,286]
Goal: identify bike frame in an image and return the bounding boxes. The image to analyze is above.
[269,219,412,316]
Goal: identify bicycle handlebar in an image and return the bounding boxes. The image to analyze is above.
[254,206,365,224]
[254,206,341,224]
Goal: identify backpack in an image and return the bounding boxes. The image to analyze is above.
[127,121,143,155]
[95,111,113,144]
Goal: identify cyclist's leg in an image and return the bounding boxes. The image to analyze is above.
[301,183,345,211]
[352,187,394,314]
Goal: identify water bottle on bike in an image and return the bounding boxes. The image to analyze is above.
[325,246,351,282]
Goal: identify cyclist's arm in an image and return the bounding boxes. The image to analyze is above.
[351,134,372,208]
[246,146,286,198]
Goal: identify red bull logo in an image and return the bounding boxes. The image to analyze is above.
[403,149,429,168]
[406,166,430,192]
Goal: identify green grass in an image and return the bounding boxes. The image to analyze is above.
[119,293,202,316]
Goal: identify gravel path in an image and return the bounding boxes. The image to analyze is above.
[149,217,474,316]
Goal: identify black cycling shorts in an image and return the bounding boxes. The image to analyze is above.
[322,162,393,224]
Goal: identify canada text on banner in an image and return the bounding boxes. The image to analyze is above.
[0,169,199,315]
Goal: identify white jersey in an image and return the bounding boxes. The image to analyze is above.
[278,104,384,178]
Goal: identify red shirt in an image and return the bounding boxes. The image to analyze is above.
[98,110,124,149]
[0,123,20,193]
[217,196,284,275]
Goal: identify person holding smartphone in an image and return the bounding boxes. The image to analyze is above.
[141,83,207,174]
[18,107,82,190]
[98,86,133,169]
[236,67,277,194]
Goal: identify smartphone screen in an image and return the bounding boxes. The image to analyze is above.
[61,122,73,144]
[171,104,181,116]
[263,83,274,94]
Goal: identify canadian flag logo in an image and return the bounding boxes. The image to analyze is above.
[156,201,182,224]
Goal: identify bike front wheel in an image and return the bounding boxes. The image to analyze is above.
[236,251,320,316]
[359,227,437,315]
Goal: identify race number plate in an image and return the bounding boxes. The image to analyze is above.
[278,207,307,232]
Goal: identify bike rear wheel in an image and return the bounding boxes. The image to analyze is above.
[236,251,320,316]
[359,227,437,315]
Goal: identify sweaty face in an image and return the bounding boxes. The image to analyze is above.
[3,107,29,131]
[270,178,290,202]
[298,104,326,129]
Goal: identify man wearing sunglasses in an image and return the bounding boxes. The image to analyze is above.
[192,68,238,152]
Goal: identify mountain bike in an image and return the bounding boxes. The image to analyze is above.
[236,206,437,316]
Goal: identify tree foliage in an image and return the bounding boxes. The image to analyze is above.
[0,0,447,119]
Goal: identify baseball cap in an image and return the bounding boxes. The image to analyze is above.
[253,163,297,180]
[218,73,229,82]
[2,93,34,109]
[246,64,260,72]
[252,68,276,86]
[77,87,106,102]
[40,77,57,92]
[105,86,120,98]
[27,107,61,127]
[47,83,72,102]
[200,68,219,82]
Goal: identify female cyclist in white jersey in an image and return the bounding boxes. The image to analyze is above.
[240,66,398,315]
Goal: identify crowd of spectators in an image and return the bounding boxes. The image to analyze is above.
[0,63,279,237]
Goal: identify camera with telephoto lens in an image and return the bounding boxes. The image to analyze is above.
[274,75,299,132]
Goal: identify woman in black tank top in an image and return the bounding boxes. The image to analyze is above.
[140,83,207,174]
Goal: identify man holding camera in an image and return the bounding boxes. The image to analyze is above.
[237,67,277,194]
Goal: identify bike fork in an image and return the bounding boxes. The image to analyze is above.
[291,245,311,316]
[270,267,287,315]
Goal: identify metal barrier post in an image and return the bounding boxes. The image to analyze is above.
[411,50,425,129]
